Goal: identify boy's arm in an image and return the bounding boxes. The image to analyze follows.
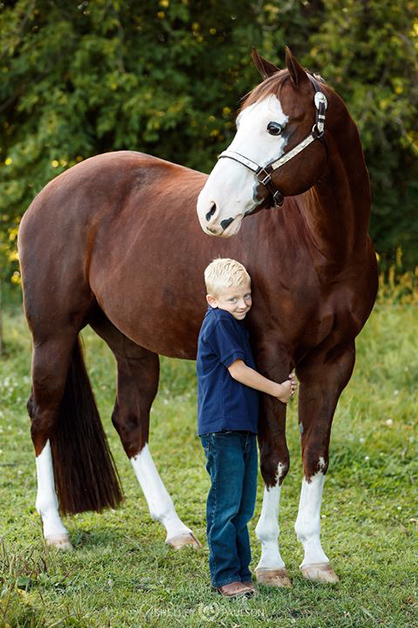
[228,359,296,403]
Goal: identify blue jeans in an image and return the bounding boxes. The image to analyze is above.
[200,431,258,588]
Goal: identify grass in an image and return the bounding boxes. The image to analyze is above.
[0,303,417,628]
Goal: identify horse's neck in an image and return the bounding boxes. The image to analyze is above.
[304,122,371,272]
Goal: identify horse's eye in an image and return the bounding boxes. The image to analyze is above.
[267,122,283,136]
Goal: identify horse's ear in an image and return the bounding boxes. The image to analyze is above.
[251,47,280,79]
[285,46,310,88]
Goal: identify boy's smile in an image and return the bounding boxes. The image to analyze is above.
[206,283,252,320]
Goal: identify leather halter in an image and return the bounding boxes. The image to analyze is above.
[218,74,328,207]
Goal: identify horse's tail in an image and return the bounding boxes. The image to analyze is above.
[50,337,123,515]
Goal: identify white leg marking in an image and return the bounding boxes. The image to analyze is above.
[131,444,192,542]
[255,464,286,570]
[36,440,69,539]
[294,459,329,566]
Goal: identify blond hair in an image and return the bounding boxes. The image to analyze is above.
[204,258,251,296]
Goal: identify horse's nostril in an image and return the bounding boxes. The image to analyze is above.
[205,203,217,222]
[220,218,234,231]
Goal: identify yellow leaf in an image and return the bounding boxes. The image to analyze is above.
[8,228,18,242]
[11,271,21,285]
[9,251,19,262]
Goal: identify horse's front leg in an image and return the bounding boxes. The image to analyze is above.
[295,341,356,583]
[254,345,292,587]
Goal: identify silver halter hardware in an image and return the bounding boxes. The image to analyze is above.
[218,75,328,207]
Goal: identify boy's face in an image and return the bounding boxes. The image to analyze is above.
[206,283,252,320]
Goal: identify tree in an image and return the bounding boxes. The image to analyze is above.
[0,0,417,292]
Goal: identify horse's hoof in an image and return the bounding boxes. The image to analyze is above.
[166,532,202,550]
[301,562,339,583]
[256,568,292,588]
[45,534,73,550]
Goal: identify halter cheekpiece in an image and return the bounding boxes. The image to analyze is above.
[218,74,328,207]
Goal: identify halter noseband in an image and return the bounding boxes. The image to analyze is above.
[218,74,328,207]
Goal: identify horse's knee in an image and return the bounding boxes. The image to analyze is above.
[303,448,328,479]
[260,453,290,487]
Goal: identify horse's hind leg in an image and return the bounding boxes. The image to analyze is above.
[28,332,76,549]
[295,341,356,583]
[90,310,200,549]
[28,319,123,550]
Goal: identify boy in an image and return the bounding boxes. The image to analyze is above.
[197,258,296,597]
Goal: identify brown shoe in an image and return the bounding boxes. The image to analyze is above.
[242,580,257,593]
[217,581,254,597]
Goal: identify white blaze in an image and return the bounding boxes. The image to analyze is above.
[197,95,289,234]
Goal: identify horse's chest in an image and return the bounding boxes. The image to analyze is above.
[254,285,359,359]
[293,288,363,354]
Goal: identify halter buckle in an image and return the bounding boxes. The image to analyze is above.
[257,168,272,186]
[314,92,328,110]
[273,190,284,207]
[312,123,325,139]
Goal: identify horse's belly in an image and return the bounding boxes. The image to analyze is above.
[90,251,209,358]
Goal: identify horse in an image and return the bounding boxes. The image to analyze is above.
[18,47,377,586]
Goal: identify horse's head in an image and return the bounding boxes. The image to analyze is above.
[197,47,329,237]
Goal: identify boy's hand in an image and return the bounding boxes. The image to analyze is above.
[228,361,298,401]
[276,373,297,403]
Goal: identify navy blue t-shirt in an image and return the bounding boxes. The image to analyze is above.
[197,307,259,436]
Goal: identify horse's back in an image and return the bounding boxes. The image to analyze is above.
[20,151,204,229]
[18,151,207,337]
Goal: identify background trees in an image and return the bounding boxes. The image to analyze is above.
[1,0,417,290]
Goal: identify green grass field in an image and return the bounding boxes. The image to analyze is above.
[0,304,417,628]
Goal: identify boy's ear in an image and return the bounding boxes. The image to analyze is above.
[206,294,218,308]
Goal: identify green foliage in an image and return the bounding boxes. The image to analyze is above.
[307,0,418,269]
[0,0,417,284]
